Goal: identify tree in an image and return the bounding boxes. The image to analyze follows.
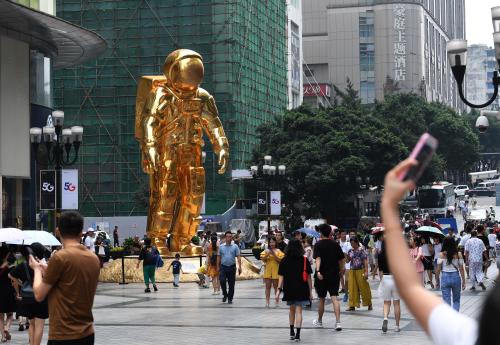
[253,104,407,220]
[373,93,479,181]
[252,91,479,221]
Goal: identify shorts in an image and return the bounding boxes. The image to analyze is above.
[286,300,310,306]
[423,256,434,270]
[381,275,400,301]
[314,275,340,298]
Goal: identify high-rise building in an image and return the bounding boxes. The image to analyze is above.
[287,0,304,109]
[466,44,500,110]
[53,0,288,217]
[0,0,105,228]
[302,0,466,110]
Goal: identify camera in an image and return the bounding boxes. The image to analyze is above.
[476,115,489,133]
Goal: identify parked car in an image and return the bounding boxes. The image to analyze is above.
[467,186,495,197]
[454,185,469,197]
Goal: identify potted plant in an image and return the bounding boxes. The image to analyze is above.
[110,246,126,259]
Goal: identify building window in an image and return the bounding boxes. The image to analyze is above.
[360,43,375,72]
[360,81,375,104]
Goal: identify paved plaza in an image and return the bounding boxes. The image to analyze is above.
[8,272,494,345]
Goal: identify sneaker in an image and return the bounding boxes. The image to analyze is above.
[335,322,342,331]
[312,319,323,328]
[153,285,158,292]
[290,335,296,340]
[145,288,151,293]
[479,283,487,291]
[368,304,373,311]
[345,307,355,311]
[18,325,24,332]
[382,319,388,333]
[294,336,301,342]
[222,296,227,303]
[395,326,401,332]
[470,286,476,291]
[228,300,233,304]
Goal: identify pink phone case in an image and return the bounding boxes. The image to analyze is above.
[398,133,436,181]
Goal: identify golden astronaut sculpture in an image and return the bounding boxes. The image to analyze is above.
[135,49,229,254]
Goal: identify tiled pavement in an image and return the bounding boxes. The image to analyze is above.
[7,267,496,345]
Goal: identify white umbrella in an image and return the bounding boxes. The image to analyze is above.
[7,230,61,246]
[0,228,25,243]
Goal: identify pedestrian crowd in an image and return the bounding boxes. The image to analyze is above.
[3,166,500,345]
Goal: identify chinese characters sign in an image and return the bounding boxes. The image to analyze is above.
[393,5,407,81]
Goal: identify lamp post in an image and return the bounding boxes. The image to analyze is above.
[447,6,500,109]
[250,155,286,235]
[29,110,83,231]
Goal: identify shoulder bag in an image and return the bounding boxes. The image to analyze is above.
[20,263,36,304]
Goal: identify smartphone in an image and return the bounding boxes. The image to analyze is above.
[399,133,438,182]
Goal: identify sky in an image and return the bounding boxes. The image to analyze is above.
[465,0,500,45]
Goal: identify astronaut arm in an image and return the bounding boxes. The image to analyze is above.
[202,96,229,174]
[141,89,163,173]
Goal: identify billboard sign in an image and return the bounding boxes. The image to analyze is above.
[61,169,78,210]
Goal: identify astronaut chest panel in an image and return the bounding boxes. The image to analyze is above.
[160,98,204,145]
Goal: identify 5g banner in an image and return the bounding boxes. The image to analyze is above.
[270,191,281,215]
[40,170,56,210]
[257,191,268,215]
[61,169,78,210]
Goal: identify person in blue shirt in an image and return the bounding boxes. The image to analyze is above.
[217,231,242,304]
[168,254,184,287]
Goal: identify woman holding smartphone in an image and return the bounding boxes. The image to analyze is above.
[260,237,284,308]
[381,158,493,345]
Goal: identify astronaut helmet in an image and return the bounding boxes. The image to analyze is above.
[163,49,204,92]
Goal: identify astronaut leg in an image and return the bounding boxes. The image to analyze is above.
[148,160,179,251]
[170,166,205,252]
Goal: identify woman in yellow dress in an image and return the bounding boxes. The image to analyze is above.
[206,236,220,295]
[260,237,284,307]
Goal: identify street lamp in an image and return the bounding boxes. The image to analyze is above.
[447,6,500,109]
[250,155,286,235]
[29,110,83,230]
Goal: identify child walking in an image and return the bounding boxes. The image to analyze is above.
[168,254,184,287]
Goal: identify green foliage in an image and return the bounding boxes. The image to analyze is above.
[110,246,124,252]
[122,237,135,251]
[252,91,479,220]
[191,236,200,245]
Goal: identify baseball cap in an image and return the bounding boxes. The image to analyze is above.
[86,227,95,233]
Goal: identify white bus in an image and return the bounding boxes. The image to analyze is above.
[418,182,455,218]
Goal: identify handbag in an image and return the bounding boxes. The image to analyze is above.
[153,248,164,268]
[20,263,36,304]
[302,256,308,282]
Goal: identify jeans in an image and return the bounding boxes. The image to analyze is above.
[219,264,236,300]
[441,271,461,311]
[174,274,180,285]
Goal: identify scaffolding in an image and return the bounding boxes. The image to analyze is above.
[53,0,288,216]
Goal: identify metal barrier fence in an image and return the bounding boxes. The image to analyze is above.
[116,253,256,285]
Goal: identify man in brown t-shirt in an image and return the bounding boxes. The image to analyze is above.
[30,211,100,345]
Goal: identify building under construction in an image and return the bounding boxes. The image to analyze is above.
[54,0,288,217]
